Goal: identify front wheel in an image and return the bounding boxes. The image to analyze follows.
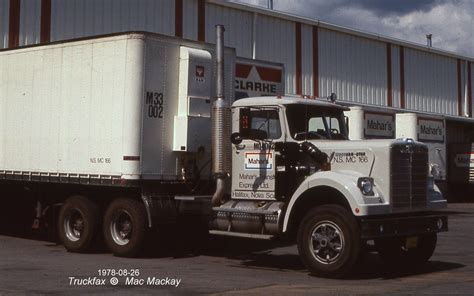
[103,198,148,257]
[297,205,361,278]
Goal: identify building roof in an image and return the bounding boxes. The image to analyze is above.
[212,0,473,62]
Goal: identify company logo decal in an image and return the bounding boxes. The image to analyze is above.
[454,153,474,168]
[195,65,205,82]
[244,152,273,170]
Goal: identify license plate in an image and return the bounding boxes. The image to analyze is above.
[405,236,418,249]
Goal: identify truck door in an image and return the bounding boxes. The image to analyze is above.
[231,107,283,200]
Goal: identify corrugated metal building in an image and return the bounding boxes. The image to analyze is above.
[2,0,473,197]
[1,0,473,127]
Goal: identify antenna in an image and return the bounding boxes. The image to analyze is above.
[426,34,432,47]
[268,0,273,9]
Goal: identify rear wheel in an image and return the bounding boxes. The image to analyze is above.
[103,198,147,257]
[377,233,437,266]
[297,205,361,278]
[58,196,99,253]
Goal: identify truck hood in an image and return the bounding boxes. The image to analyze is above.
[308,138,427,203]
[310,139,396,177]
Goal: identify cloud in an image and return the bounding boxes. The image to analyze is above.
[232,0,474,58]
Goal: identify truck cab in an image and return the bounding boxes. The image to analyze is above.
[212,95,448,277]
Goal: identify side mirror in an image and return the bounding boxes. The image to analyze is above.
[230,132,243,145]
[239,107,251,138]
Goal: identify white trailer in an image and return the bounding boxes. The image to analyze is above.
[396,113,447,182]
[0,32,235,182]
[0,31,236,255]
[344,106,447,189]
[345,106,396,140]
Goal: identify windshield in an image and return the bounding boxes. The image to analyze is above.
[286,105,348,140]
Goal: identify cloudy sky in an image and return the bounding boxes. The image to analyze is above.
[232,0,474,58]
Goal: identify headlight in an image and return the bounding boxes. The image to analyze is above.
[357,177,374,195]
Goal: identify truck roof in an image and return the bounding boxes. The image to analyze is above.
[232,96,350,111]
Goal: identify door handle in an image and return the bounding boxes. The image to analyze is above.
[235,144,246,150]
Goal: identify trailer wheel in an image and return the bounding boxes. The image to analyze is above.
[58,196,99,253]
[377,233,437,266]
[103,198,147,257]
[297,205,361,278]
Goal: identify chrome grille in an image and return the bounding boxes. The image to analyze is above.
[390,143,428,208]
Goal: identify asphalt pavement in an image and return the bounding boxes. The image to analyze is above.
[0,203,473,295]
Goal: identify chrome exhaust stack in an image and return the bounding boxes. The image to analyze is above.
[211,25,231,206]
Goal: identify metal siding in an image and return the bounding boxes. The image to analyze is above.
[405,48,458,115]
[205,3,252,58]
[51,0,175,42]
[0,0,8,48]
[182,0,197,40]
[255,14,295,94]
[460,60,467,116]
[319,28,387,105]
[391,45,401,108]
[301,23,312,95]
[471,62,474,117]
[446,121,467,144]
[19,0,41,46]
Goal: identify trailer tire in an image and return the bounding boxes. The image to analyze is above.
[103,198,147,257]
[377,233,437,266]
[58,196,100,253]
[297,205,361,278]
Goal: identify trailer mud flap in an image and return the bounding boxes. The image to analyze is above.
[141,195,178,227]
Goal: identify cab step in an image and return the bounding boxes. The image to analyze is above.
[212,206,279,215]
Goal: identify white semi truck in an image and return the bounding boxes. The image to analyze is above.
[0,27,448,278]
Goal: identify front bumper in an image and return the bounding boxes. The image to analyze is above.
[359,214,448,239]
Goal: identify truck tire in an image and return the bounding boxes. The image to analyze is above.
[297,205,361,278]
[58,196,99,253]
[103,198,147,257]
[377,233,437,266]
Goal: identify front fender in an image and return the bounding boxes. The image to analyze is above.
[282,170,388,233]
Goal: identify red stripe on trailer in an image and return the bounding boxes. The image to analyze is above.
[468,62,472,117]
[197,0,205,42]
[175,0,183,38]
[123,156,140,161]
[399,46,405,109]
[255,67,281,83]
[295,22,302,95]
[40,0,51,43]
[312,26,319,97]
[8,0,21,48]
[386,43,393,107]
[457,59,463,116]
[236,63,252,78]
